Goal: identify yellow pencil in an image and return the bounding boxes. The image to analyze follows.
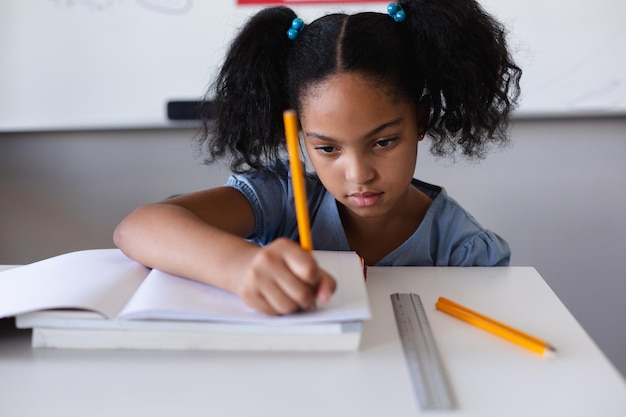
[283,109,313,252]
[436,296,556,356]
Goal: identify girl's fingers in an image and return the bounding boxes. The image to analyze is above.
[274,278,317,311]
[238,238,337,314]
[245,292,281,316]
[316,270,337,304]
[240,278,301,316]
[275,239,321,287]
[260,280,305,315]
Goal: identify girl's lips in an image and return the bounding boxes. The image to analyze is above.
[348,192,383,207]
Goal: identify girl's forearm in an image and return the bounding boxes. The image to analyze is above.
[113,203,259,294]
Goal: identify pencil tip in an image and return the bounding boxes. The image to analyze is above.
[544,344,557,358]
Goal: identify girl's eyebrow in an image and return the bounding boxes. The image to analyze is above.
[305,118,403,142]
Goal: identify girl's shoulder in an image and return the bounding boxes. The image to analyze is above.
[411,179,443,200]
[413,179,476,229]
[412,179,510,266]
[227,159,327,203]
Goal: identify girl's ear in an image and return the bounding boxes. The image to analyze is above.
[416,96,431,141]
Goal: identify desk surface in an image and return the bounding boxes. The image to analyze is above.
[1,266,625,417]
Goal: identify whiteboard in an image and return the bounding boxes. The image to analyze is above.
[1,0,625,131]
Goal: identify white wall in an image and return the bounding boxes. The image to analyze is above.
[1,117,625,378]
[3,0,625,130]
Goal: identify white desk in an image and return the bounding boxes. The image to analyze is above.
[1,266,625,417]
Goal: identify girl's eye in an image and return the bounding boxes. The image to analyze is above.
[315,146,337,154]
[375,138,396,148]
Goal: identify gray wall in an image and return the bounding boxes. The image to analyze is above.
[1,117,625,377]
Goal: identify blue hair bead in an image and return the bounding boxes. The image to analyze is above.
[387,3,406,23]
[387,3,400,15]
[287,28,298,40]
[291,18,304,31]
[286,17,305,40]
[393,9,406,22]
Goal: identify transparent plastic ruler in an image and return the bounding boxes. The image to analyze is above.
[390,293,456,410]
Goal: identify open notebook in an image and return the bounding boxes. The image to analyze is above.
[1,249,370,351]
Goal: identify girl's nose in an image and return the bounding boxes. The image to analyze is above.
[345,154,375,185]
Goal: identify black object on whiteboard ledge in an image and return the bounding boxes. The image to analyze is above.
[167,100,214,120]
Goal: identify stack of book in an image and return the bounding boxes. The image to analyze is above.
[0,249,370,351]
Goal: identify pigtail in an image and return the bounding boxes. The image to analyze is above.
[399,0,521,158]
[196,7,297,173]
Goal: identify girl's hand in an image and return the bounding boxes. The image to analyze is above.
[234,238,337,315]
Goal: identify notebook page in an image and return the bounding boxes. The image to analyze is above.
[0,249,148,319]
[118,250,371,324]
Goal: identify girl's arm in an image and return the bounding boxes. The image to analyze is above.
[113,187,335,315]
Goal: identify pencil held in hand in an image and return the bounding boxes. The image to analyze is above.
[436,297,556,357]
[283,109,313,252]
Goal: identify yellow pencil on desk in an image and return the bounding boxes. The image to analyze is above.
[283,109,313,252]
[435,296,556,357]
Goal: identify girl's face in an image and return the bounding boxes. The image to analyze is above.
[299,72,426,221]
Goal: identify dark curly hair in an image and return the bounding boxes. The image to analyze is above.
[196,0,521,173]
